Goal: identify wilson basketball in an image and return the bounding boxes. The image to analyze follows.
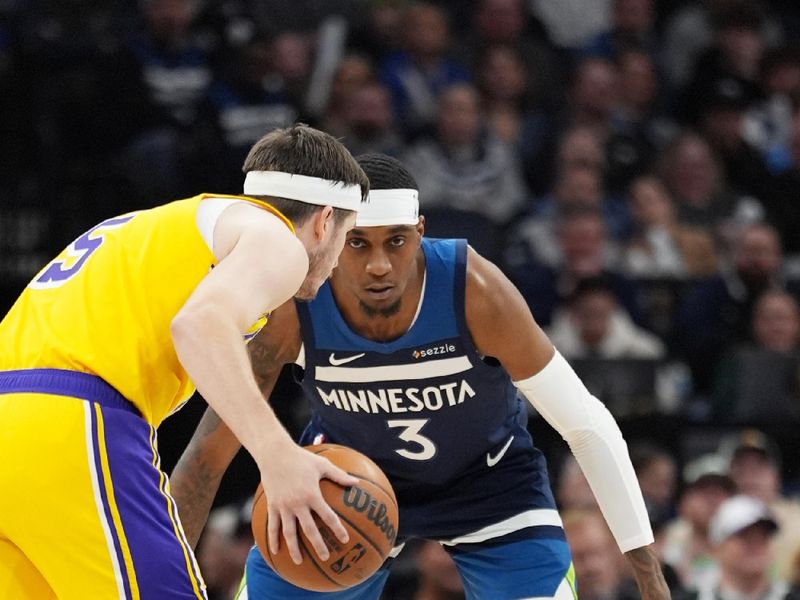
[251,443,399,592]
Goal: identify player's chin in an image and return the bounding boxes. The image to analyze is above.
[360,293,402,317]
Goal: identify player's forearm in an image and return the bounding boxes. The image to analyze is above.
[625,545,671,600]
[171,306,295,470]
[514,351,653,551]
[247,332,287,400]
[171,409,242,548]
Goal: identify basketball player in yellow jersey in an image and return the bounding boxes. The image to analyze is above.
[0,124,366,599]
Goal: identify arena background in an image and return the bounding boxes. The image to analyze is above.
[3,0,800,597]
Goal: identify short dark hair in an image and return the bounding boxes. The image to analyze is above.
[355,154,418,191]
[242,124,369,225]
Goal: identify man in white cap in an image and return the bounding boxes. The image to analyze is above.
[695,495,785,600]
[724,430,800,579]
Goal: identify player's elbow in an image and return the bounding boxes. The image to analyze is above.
[170,314,196,361]
[170,302,223,351]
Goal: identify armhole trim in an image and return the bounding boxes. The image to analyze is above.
[196,198,246,254]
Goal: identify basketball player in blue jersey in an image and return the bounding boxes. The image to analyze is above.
[171,154,670,600]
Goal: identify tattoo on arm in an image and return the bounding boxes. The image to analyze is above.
[625,546,671,600]
[248,335,284,397]
[172,410,235,549]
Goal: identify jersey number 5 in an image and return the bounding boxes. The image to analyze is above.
[30,214,137,289]
[386,418,436,460]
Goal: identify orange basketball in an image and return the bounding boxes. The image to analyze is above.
[251,443,399,592]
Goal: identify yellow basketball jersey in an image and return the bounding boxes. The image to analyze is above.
[0,194,293,426]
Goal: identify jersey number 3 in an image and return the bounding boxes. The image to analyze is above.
[30,214,137,289]
[387,418,436,460]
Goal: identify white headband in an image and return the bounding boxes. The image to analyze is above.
[243,171,363,211]
[356,189,419,226]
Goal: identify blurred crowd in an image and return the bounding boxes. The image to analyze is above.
[3,0,800,598]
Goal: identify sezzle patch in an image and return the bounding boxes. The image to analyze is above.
[412,343,456,359]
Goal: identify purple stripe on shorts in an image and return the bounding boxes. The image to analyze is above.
[0,369,139,415]
[89,404,134,600]
[99,405,207,599]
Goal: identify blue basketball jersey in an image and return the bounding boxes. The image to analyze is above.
[296,239,559,541]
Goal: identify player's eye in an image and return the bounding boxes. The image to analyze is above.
[348,239,367,249]
[389,237,405,247]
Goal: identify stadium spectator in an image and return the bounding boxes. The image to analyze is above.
[475,44,532,143]
[694,75,773,202]
[546,277,665,360]
[403,83,526,226]
[630,442,679,525]
[722,431,800,579]
[656,131,762,238]
[112,0,216,203]
[581,0,658,61]
[673,223,797,393]
[684,495,787,600]
[319,54,375,138]
[711,291,800,423]
[624,175,719,279]
[339,82,405,157]
[379,3,470,138]
[194,32,300,191]
[563,509,638,600]
[763,108,800,255]
[662,458,736,591]
[744,46,800,174]
[520,56,620,195]
[507,205,641,326]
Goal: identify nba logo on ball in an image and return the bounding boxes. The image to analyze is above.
[251,444,399,592]
[330,543,366,574]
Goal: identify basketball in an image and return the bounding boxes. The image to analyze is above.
[251,443,399,592]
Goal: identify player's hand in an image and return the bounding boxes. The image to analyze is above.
[625,546,671,600]
[259,443,359,565]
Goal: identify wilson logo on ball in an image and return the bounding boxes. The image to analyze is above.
[342,486,397,545]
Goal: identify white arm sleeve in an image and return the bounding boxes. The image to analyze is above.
[513,350,654,553]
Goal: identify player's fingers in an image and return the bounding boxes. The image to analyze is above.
[312,498,350,545]
[297,508,330,562]
[268,506,281,555]
[281,511,303,565]
[323,462,359,487]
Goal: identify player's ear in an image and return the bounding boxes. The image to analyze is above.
[313,205,335,241]
[416,216,425,239]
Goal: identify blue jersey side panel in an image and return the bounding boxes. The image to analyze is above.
[296,238,557,540]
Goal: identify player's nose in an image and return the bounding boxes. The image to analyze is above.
[365,249,391,276]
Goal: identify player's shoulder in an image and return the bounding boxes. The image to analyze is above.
[219,199,294,234]
[214,199,304,262]
[464,245,520,318]
[465,246,506,293]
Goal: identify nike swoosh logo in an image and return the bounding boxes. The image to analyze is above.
[328,352,366,366]
[486,435,515,467]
